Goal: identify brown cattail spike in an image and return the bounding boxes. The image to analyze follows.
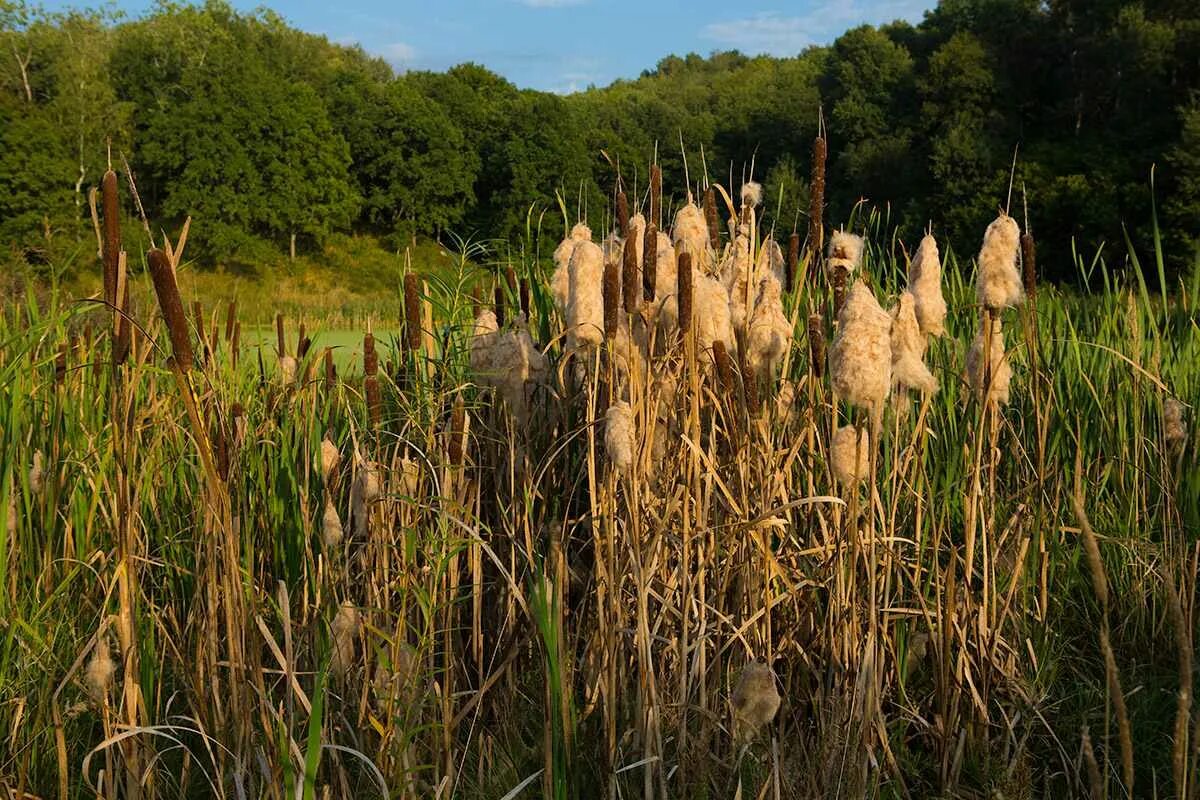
[622,230,639,313]
[225,301,236,342]
[297,321,306,359]
[324,347,336,391]
[448,396,466,467]
[232,322,241,369]
[712,340,735,392]
[275,313,286,358]
[1021,231,1037,300]
[807,129,827,265]
[616,191,629,237]
[832,267,849,317]
[808,313,826,379]
[704,187,720,251]
[742,359,760,414]
[113,278,131,366]
[101,170,120,308]
[147,248,194,371]
[519,278,531,320]
[786,232,800,294]
[677,252,693,334]
[404,272,421,350]
[602,258,620,340]
[364,333,381,427]
[55,343,67,385]
[650,164,662,228]
[493,285,506,329]
[642,222,658,302]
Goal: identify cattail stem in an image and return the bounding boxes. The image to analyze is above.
[101,170,120,308]
[677,252,693,334]
[225,301,236,342]
[275,313,286,358]
[232,322,241,369]
[147,248,194,371]
[649,164,662,228]
[616,191,629,237]
[1021,231,1037,301]
[622,231,639,314]
[642,223,658,302]
[449,396,466,467]
[494,285,506,329]
[324,347,336,391]
[405,272,421,350]
[603,258,620,340]
[364,333,381,427]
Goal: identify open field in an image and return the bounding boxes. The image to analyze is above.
[1,156,1198,800]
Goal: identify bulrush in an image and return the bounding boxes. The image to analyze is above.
[703,186,721,251]
[786,232,800,294]
[28,450,44,496]
[279,355,297,385]
[740,181,762,226]
[694,273,736,364]
[907,234,947,338]
[470,308,500,374]
[890,291,938,396]
[404,272,421,351]
[831,425,869,485]
[448,396,466,467]
[321,435,340,482]
[622,230,640,314]
[322,501,343,548]
[757,237,785,286]
[604,401,635,473]
[977,212,1023,311]
[731,662,780,739]
[746,273,792,378]
[472,309,546,423]
[808,314,826,379]
[330,601,361,677]
[712,340,736,391]
[275,313,286,358]
[827,230,864,315]
[351,450,381,539]
[324,347,336,391]
[364,333,382,427]
[807,126,827,264]
[649,163,662,226]
[493,285,506,329]
[721,225,754,331]
[567,240,605,348]
[147,248,194,370]
[603,257,620,340]
[85,635,116,704]
[830,280,892,413]
[671,202,710,273]
[552,222,592,316]
[1165,397,1187,450]
[676,252,694,335]
[225,300,236,342]
[965,316,1012,406]
[519,278,531,320]
[642,222,658,303]
[1021,227,1038,300]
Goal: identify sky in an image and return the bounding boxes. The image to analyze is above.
[43,0,935,93]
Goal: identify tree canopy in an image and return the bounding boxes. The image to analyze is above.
[1,0,1197,278]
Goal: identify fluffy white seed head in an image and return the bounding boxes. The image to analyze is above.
[322,500,343,548]
[28,450,44,496]
[740,181,763,210]
[908,234,947,337]
[489,319,547,424]
[551,222,593,315]
[828,231,864,274]
[694,272,736,364]
[756,238,786,286]
[1165,398,1188,449]
[830,280,892,411]
[672,202,710,271]
[320,436,340,483]
[746,273,793,378]
[965,317,1012,405]
[604,401,635,473]
[831,425,870,486]
[721,230,755,332]
[977,213,1023,310]
[469,309,500,376]
[731,661,780,737]
[890,291,938,396]
[279,355,297,385]
[330,601,361,677]
[566,240,605,348]
[85,636,116,704]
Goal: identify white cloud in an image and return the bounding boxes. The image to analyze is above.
[380,41,417,67]
[702,1,930,56]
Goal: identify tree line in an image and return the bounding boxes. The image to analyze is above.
[1,0,1198,281]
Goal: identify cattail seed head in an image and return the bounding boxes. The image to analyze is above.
[808,314,826,379]
[225,300,236,342]
[113,277,131,367]
[404,272,421,350]
[807,131,827,262]
[731,662,780,738]
[55,343,67,385]
[604,401,635,473]
[786,232,800,294]
[321,435,340,482]
[616,190,629,237]
[676,252,693,334]
[622,232,639,314]
[712,340,736,391]
[330,601,361,677]
[322,500,343,548]
[275,313,286,358]
[1021,230,1037,300]
[212,420,230,481]
[147,248,194,371]
[965,316,1012,406]
[1165,397,1187,450]
[493,284,506,329]
[603,258,620,340]
[977,212,1023,311]
[28,450,44,495]
[908,234,947,338]
[703,187,721,251]
[890,291,938,396]
[448,396,466,467]
[85,636,116,704]
[831,425,869,485]
[566,240,605,348]
[642,222,658,302]
[519,278,531,320]
[278,355,297,385]
[830,280,892,411]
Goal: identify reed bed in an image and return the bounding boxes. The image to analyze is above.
[0,154,1197,800]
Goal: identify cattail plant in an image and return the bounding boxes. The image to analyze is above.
[232,322,241,368]
[448,396,466,467]
[649,163,662,227]
[1021,227,1037,301]
[703,186,721,252]
[405,272,422,350]
[275,312,286,358]
[55,343,67,385]
[677,252,693,335]
[322,500,343,548]
[85,634,116,705]
[603,258,620,340]
[807,122,826,266]
[616,190,629,237]
[712,340,736,392]
[731,662,780,740]
[808,313,826,379]
[977,212,1023,311]
[330,601,361,677]
[829,280,891,413]
[671,203,709,269]
[1165,397,1188,451]
[566,240,604,348]
[908,234,947,338]
[890,292,937,397]
[642,222,658,302]
[147,248,194,371]
[604,401,635,472]
[224,300,236,342]
[324,347,336,391]
[519,278,531,320]
[321,434,340,483]
[622,232,639,314]
[494,284,506,329]
[364,332,382,427]
[965,317,1012,406]
[831,425,869,485]
[786,232,800,294]
[101,170,120,309]
[827,231,863,317]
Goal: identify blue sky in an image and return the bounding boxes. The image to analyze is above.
[45,0,935,92]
